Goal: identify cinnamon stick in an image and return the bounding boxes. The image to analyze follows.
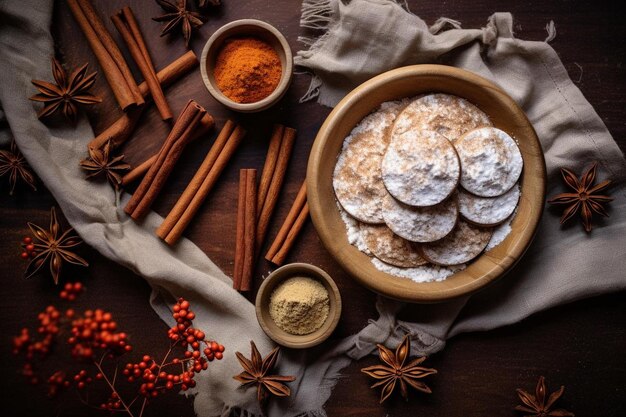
[270,203,309,266]
[88,50,198,151]
[257,125,284,210]
[112,7,172,121]
[157,122,246,245]
[90,110,143,151]
[124,100,207,220]
[256,127,297,254]
[67,0,143,110]
[265,181,309,265]
[121,113,214,187]
[241,170,258,292]
[232,170,247,291]
[233,169,257,291]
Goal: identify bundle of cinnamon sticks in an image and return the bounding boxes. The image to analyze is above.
[67,0,143,110]
[256,125,297,253]
[157,120,246,245]
[111,6,172,121]
[233,169,258,292]
[232,125,297,291]
[124,100,208,220]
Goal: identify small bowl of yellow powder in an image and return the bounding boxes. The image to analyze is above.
[256,263,342,349]
[200,19,293,113]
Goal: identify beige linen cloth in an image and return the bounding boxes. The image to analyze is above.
[1,0,625,416]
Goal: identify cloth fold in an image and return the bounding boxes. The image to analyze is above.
[2,0,626,416]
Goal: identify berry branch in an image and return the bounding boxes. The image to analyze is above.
[12,288,224,417]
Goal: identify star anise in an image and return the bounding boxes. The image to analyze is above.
[515,376,574,416]
[153,0,206,48]
[233,341,296,414]
[198,0,221,7]
[0,139,37,195]
[24,207,89,285]
[30,58,101,124]
[547,162,613,232]
[79,140,130,189]
[361,334,437,403]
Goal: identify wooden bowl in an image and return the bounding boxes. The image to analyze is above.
[255,263,342,349]
[200,19,293,113]
[307,65,546,303]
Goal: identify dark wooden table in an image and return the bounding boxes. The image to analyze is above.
[1,1,624,416]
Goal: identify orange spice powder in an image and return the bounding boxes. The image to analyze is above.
[213,37,282,104]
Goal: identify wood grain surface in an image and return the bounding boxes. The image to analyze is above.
[1,1,624,416]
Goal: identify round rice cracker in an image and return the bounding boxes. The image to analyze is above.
[381,192,458,243]
[360,223,428,268]
[332,100,408,223]
[382,129,460,207]
[419,219,493,266]
[392,93,492,142]
[455,127,523,197]
[458,184,520,226]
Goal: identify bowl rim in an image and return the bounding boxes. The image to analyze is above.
[200,19,293,113]
[306,64,546,303]
[255,263,342,349]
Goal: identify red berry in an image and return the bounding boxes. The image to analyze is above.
[215,352,223,360]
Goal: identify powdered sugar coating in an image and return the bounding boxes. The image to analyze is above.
[458,184,520,226]
[485,217,513,251]
[382,130,460,206]
[339,204,370,254]
[339,200,468,282]
[420,219,493,266]
[455,127,523,197]
[382,192,458,242]
[393,93,492,142]
[333,100,408,223]
[371,258,464,283]
[360,223,428,267]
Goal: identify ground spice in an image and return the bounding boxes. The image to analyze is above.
[213,37,282,104]
[269,276,329,335]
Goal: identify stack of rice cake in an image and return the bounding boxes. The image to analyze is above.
[333,94,523,275]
